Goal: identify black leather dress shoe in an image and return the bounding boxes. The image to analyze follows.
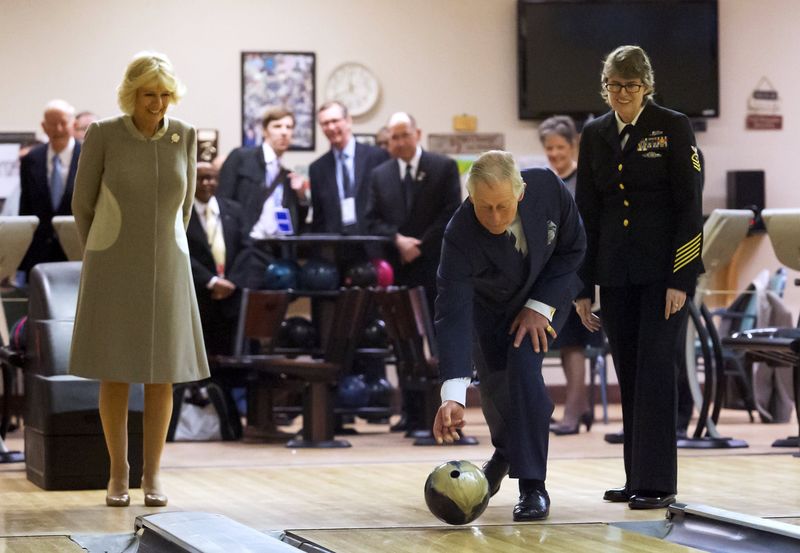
[482,458,510,497]
[603,486,631,502]
[628,493,676,509]
[513,490,550,521]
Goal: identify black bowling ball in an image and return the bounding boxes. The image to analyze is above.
[367,377,394,408]
[343,261,378,287]
[299,258,340,291]
[276,316,318,349]
[360,319,389,348]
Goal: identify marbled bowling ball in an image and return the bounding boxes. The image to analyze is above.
[276,316,317,349]
[343,261,378,287]
[299,258,339,291]
[263,259,300,290]
[424,460,490,525]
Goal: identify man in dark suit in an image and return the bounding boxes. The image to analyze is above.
[19,99,81,278]
[309,101,389,236]
[218,107,309,288]
[218,106,308,236]
[187,162,250,355]
[365,112,461,311]
[432,151,586,521]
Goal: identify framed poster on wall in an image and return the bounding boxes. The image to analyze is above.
[241,51,316,150]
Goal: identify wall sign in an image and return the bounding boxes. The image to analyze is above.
[746,77,782,130]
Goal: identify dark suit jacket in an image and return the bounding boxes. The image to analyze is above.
[187,196,250,292]
[575,101,704,300]
[309,142,389,233]
[18,141,81,273]
[364,151,461,300]
[435,168,586,381]
[218,146,308,234]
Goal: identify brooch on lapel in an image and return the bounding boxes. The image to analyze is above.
[416,170,426,182]
[171,133,180,144]
[546,220,557,245]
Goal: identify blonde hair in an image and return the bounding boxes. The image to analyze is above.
[117,51,186,115]
[466,150,526,198]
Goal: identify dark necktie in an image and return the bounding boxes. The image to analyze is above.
[340,152,353,198]
[619,124,635,149]
[403,163,414,211]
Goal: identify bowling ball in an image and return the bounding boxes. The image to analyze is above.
[276,317,318,349]
[336,374,370,408]
[360,319,389,348]
[263,259,299,290]
[343,261,378,287]
[366,377,394,408]
[371,258,395,287]
[424,460,490,525]
[299,258,340,291]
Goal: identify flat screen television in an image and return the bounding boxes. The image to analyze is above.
[518,0,719,121]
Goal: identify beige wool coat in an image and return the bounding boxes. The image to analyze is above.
[69,115,210,383]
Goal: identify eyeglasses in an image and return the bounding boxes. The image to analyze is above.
[604,82,644,93]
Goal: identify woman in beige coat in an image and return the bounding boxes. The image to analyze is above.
[70,52,209,507]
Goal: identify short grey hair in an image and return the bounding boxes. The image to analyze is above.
[601,45,655,102]
[466,150,526,198]
[538,115,577,146]
[43,99,75,119]
[117,51,186,115]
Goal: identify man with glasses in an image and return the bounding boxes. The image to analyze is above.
[309,101,388,235]
[574,45,704,510]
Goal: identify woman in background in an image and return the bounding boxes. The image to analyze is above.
[538,115,601,435]
[70,52,209,507]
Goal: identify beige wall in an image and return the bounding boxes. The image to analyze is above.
[2,0,798,314]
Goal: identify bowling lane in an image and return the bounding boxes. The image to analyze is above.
[286,525,704,552]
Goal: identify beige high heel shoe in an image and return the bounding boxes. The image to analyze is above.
[105,479,130,507]
[144,491,168,507]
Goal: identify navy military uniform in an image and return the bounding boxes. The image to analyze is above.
[576,100,704,496]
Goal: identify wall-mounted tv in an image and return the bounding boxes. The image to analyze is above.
[518,0,719,121]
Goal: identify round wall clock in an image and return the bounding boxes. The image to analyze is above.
[325,62,380,117]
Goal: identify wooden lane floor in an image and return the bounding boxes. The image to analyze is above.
[287,525,704,553]
[0,536,84,552]
[1,406,799,551]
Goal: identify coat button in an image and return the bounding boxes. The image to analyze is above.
[618,183,625,190]
[618,163,623,171]
[624,200,630,207]
[623,219,629,227]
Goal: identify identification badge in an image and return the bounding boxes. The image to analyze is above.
[341,197,356,225]
[274,207,294,235]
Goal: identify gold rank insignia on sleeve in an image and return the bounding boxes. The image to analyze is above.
[674,232,701,272]
[690,146,702,173]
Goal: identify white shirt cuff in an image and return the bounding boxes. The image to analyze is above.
[525,299,556,321]
[206,276,219,289]
[440,377,471,406]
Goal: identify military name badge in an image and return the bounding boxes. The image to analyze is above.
[546,220,557,245]
[690,145,702,172]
